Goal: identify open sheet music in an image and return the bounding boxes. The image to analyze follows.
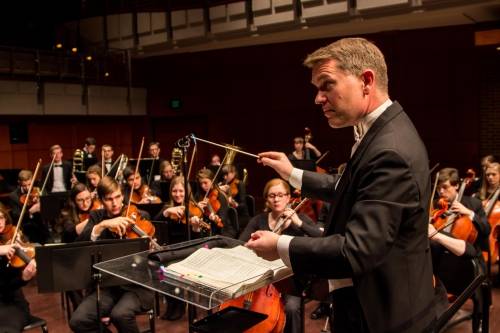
[163,245,292,297]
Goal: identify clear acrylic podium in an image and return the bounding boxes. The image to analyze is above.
[93,236,293,311]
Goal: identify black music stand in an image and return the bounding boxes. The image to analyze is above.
[136,203,163,221]
[129,158,160,183]
[40,192,69,222]
[159,181,172,202]
[36,238,150,332]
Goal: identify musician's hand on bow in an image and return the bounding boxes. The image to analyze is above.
[258,152,294,181]
[219,184,230,194]
[29,202,40,214]
[103,216,133,237]
[246,230,280,261]
[281,208,302,228]
[428,224,438,238]
[164,206,185,219]
[190,216,202,232]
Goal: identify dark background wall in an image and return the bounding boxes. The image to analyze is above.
[1,24,498,197]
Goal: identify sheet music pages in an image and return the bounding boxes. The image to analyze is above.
[164,245,291,296]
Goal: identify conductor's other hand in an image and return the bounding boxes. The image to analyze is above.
[246,230,280,261]
[258,152,293,181]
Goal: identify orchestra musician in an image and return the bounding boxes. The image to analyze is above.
[239,178,322,333]
[431,168,490,252]
[150,160,175,197]
[41,144,74,194]
[101,144,118,178]
[428,168,490,330]
[193,168,235,238]
[56,183,96,311]
[58,183,96,243]
[288,136,321,161]
[153,176,196,321]
[248,37,436,333]
[219,164,250,230]
[122,167,160,205]
[0,206,37,333]
[69,176,154,333]
[475,162,500,201]
[146,142,164,182]
[82,137,96,160]
[86,165,102,198]
[7,170,49,244]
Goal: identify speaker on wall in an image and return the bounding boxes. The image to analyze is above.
[9,122,28,144]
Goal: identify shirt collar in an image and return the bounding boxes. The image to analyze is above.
[354,99,392,142]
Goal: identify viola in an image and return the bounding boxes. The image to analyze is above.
[19,187,41,207]
[167,201,211,231]
[121,204,156,239]
[219,284,285,333]
[205,190,223,228]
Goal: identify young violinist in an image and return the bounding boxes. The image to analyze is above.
[123,167,161,205]
[194,168,235,238]
[239,179,322,333]
[7,170,49,244]
[69,176,154,333]
[0,207,37,333]
[154,176,196,321]
[287,136,321,161]
[58,183,96,243]
[219,164,250,230]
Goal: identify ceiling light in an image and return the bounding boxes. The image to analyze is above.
[55,43,63,49]
[71,47,78,53]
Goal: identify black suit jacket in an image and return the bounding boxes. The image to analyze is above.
[41,161,72,193]
[289,102,435,333]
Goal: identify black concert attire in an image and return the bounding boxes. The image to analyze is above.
[0,255,31,332]
[239,212,322,333]
[41,161,72,194]
[7,188,49,245]
[430,195,490,328]
[102,160,118,179]
[69,209,154,333]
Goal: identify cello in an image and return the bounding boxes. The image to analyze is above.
[430,179,478,244]
[483,187,500,263]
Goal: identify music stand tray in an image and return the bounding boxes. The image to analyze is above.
[93,236,293,310]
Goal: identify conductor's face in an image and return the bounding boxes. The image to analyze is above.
[312,59,368,128]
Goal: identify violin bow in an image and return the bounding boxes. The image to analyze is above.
[429,171,440,214]
[192,135,259,159]
[11,159,42,245]
[126,137,145,216]
[272,197,310,234]
[203,152,229,201]
[40,153,57,195]
[101,148,105,178]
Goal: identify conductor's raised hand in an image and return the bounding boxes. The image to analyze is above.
[245,230,280,261]
[258,152,293,181]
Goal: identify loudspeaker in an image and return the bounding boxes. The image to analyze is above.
[9,122,28,144]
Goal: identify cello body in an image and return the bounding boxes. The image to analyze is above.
[219,284,286,333]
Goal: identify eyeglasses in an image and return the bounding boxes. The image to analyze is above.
[76,197,92,204]
[267,193,289,199]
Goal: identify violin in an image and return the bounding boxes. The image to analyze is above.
[204,189,224,228]
[1,225,35,268]
[131,184,161,204]
[166,201,211,231]
[19,187,41,207]
[119,204,156,239]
